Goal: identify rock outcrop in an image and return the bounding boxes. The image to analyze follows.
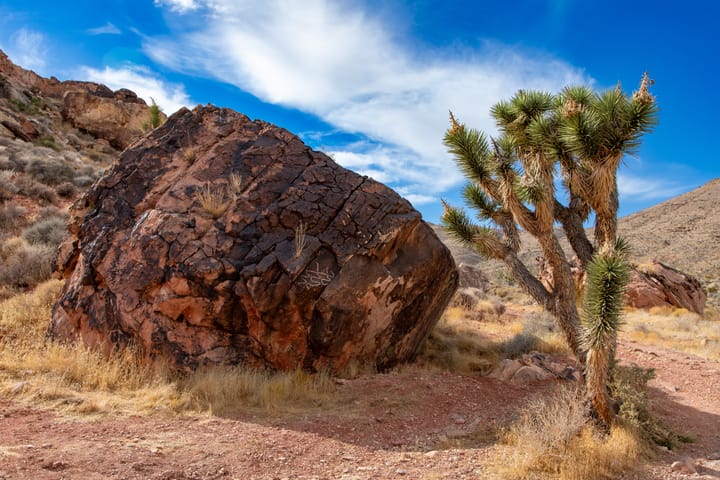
[61,90,153,150]
[626,261,707,315]
[0,49,162,149]
[49,105,457,373]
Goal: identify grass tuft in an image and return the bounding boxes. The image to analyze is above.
[495,386,649,479]
[196,182,229,219]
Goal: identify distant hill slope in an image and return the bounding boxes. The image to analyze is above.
[618,179,720,281]
[433,179,720,305]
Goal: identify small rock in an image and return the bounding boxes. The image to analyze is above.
[446,428,467,439]
[488,359,522,381]
[510,365,553,384]
[450,414,466,424]
[708,452,720,460]
[41,461,68,471]
[424,450,438,458]
[395,469,406,475]
[671,458,697,474]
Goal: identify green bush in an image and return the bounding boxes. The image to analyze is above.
[36,135,61,151]
[610,364,676,447]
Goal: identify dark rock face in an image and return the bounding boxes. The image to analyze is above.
[626,261,707,315]
[50,105,457,372]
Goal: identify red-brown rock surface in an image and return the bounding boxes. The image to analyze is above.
[626,261,707,315]
[49,105,457,372]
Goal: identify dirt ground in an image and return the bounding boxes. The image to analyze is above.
[1,339,718,480]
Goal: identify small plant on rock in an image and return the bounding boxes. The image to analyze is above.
[196,182,229,219]
[294,221,307,258]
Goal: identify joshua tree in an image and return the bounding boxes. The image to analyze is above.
[147,98,164,130]
[442,74,657,424]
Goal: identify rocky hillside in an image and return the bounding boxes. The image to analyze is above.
[0,50,162,297]
[619,179,720,282]
[435,179,720,307]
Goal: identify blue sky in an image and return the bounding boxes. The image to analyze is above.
[1,0,718,223]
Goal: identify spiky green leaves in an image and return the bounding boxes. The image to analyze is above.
[441,201,502,258]
[462,183,498,220]
[580,241,631,351]
[557,79,658,163]
[443,118,492,185]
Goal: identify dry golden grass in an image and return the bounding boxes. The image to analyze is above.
[195,182,229,219]
[495,386,649,480]
[418,306,500,373]
[227,171,242,198]
[418,305,571,374]
[0,281,335,417]
[182,147,197,164]
[622,307,720,360]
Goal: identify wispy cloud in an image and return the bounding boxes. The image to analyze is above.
[87,22,121,35]
[618,172,689,201]
[146,1,590,205]
[154,0,199,13]
[80,65,193,115]
[4,28,47,73]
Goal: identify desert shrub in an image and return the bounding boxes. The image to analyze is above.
[56,181,77,198]
[0,238,54,287]
[0,201,27,231]
[610,365,676,448]
[27,158,75,186]
[9,96,45,115]
[15,176,58,204]
[36,206,68,221]
[0,171,19,201]
[0,151,27,172]
[0,157,11,171]
[36,135,61,151]
[22,216,68,247]
[496,385,647,479]
[73,175,94,187]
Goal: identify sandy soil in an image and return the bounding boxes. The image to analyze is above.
[1,340,718,480]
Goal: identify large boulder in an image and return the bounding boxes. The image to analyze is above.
[626,261,706,315]
[49,105,457,372]
[61,90,159,150]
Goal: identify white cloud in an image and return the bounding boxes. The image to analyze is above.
[80,65,193,115]
[146,0,590,203]
[87,22,122,35]
[154,0,199,12]
[4,28,47,72]
[618,173,688,201]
